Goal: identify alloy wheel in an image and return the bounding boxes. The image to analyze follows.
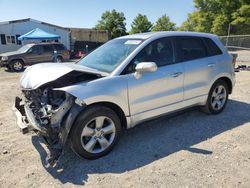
[211,85,227,111]
[13,61,23,71]
[80,116,116,154]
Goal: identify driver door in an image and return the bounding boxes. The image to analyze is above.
[25,45,44,65]
[124,37,184,122]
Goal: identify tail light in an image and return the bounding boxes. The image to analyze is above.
[230,53,238,68]
[64,50,70,56]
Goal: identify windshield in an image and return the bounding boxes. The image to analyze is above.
[17,44,34,53]
[77,39,142,73]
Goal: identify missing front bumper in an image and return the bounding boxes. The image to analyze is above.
[13,97,46,134]
[13,97,67,166]
[13,97,29,134]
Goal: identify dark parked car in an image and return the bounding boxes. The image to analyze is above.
[0,43,70,71]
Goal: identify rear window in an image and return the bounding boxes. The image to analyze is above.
[203,38,223,56]
[178,37,207,61]
[54,44,66,51]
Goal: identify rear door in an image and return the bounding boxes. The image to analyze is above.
[176,36,217,101]
[41,44,54,62]
[54,43,69,60]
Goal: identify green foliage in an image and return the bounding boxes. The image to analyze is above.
[130,14,153,34]
[95,9,127,39]
[180,0,250,35]
[231,5,250,34]
[152,15,176,31]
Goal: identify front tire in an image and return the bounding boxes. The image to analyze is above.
[10,60,24,72]
[201,80,229,114]
[70,105,122,159]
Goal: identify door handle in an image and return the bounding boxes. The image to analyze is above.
[171,72,183,77]
[208,63,215,67]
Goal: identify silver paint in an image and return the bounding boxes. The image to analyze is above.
[19,31,235,129]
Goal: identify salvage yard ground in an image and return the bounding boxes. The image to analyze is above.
[0,62,250,187]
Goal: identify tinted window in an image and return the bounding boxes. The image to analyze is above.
[11,36,15,44]
[0,34,6,45]
[31,45,43,54]
[178,37,207,61]
[43,45,54,52]
[54,44,66,51]
[204,38,223,56]
[16,35,21,45]
[124,38,174,74]
[6,36,11,43]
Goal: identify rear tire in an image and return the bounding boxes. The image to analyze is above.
[57,56,63,63]
[201,80,229,114]
[70,105,122,159]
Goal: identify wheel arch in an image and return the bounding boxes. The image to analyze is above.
[11,58,25,64]
[214,76,233,94]
[85,101,128,130]
[61,101,128,146]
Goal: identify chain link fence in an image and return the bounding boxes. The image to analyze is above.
[220,35,250,50]
[220,35,250,62]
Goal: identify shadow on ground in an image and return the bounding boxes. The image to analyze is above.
[32,99,250,185]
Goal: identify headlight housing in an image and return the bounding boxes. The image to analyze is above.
[1,56,8,61]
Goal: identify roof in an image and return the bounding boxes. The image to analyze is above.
[18,28,60,40]
[119,31,218,40]
[0,18,70,31]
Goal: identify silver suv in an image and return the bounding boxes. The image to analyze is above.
[13,32,235,164]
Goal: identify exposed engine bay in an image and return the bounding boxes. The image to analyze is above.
[14,66,104,166]
[13,62,113,166]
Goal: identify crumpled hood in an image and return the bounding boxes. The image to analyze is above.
[20,63,108,89]
[0,51,23,57]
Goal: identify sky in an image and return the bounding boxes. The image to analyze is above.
[0,0,194,30]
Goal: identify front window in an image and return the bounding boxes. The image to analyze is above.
[123,37,175,74]
[77,39,142,73]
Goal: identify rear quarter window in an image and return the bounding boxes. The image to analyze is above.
[54,44,66,51]
[203,38,223,56]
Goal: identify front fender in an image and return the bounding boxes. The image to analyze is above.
[56,75,130,116]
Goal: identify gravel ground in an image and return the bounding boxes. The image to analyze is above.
[0,63,250,188]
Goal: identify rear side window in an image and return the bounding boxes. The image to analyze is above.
[43,45,54,52]
[203,38,223,56]
[177,37,207,61]
[54,44,66,51]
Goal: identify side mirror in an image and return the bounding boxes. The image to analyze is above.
[134,62,157,79]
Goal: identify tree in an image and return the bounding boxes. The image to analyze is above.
[95,9,127,39]
[152,15,176,31]
[231,5,250,34]
[179,0,250,35]
[130,14,153,34]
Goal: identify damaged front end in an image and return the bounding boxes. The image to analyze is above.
[13,63,106,166]
[14,88,75,165]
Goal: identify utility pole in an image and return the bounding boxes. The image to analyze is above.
[226,24,231,46]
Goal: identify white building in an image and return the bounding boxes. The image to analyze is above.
[0,18,70,53]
